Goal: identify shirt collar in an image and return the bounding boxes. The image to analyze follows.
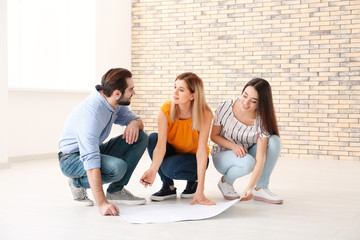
[94,85,118,112]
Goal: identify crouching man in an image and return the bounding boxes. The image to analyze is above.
[58,68,148,215]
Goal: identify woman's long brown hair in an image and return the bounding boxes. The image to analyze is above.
[243,78,280,136]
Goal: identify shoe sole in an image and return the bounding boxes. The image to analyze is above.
[180,193,194,199]
[253,196,283,204]
[107,199,146,205]
[73,200,94,207]
[217,183,241,200]
[150,194,177,201]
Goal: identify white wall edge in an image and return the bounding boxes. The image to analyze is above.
[9,153,58,163]
[8,88,93,94]
[0,162,10,170]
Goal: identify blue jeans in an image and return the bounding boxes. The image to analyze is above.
[212,135,282,188]
[59,130,148,193]
[147,132,209,187]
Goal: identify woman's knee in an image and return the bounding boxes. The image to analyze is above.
[243,156,256,174]
[147,132,158,159]
[162,162,197,181]
[161,154,197,179]
[268,135,282,153]
[212,151,235,174]
[174,159,197,180]
[148,132,158,148]
[148,132,158,142]
[212,157,227,174]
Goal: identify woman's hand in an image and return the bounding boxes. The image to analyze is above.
[140,168,157,187]
[240,187,253,201]
[190,191,216,205]
[231,144,248,157]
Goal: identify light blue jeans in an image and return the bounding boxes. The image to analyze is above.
[212,135,281,189]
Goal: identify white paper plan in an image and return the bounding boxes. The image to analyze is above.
[118,199,240,224]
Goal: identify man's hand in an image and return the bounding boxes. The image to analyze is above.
[123,120,140,144]
[99,203,120,216]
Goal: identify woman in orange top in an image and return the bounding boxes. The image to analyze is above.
[140,72,215,205]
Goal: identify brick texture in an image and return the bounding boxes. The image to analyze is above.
[131,0,360,160]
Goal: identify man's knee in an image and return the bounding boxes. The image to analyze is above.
[138,130,149,140]
[134,130,149,150]
[102,157,127,182]
[113,161,127,179]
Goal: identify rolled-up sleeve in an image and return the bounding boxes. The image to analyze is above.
[75,117,102,171]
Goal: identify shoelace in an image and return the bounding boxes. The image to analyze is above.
[263,188,276,196]
[75,187,90,200]
[121,188,134,196]
[225,183,236,194]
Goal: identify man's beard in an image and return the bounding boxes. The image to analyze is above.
[117,95,131,106]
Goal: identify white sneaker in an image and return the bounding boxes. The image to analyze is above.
[68,179,94,207]
[106,188,146,205]
[253,188,283,204]
[217,178,241,200]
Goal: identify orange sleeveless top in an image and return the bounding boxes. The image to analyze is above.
[160,100,210,155]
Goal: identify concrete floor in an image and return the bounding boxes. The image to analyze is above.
[1,155,359,240]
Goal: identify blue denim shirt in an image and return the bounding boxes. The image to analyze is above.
[59,85,139,170]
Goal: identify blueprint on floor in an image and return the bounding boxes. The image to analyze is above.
[118,199,240,224]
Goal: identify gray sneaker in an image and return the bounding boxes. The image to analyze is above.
[68,179,94,206]
[106,188,146,205]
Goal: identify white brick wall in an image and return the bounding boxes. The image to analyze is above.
[131,0,360,160]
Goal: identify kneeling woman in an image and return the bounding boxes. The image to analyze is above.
[210,78,283,204]
[141,72,215,205]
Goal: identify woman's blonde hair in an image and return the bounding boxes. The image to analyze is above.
[170,72,212,131]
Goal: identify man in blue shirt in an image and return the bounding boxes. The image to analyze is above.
[58,68,148,216]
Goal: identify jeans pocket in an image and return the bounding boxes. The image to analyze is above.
[59,156,72,178]
[59,154,85,178]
